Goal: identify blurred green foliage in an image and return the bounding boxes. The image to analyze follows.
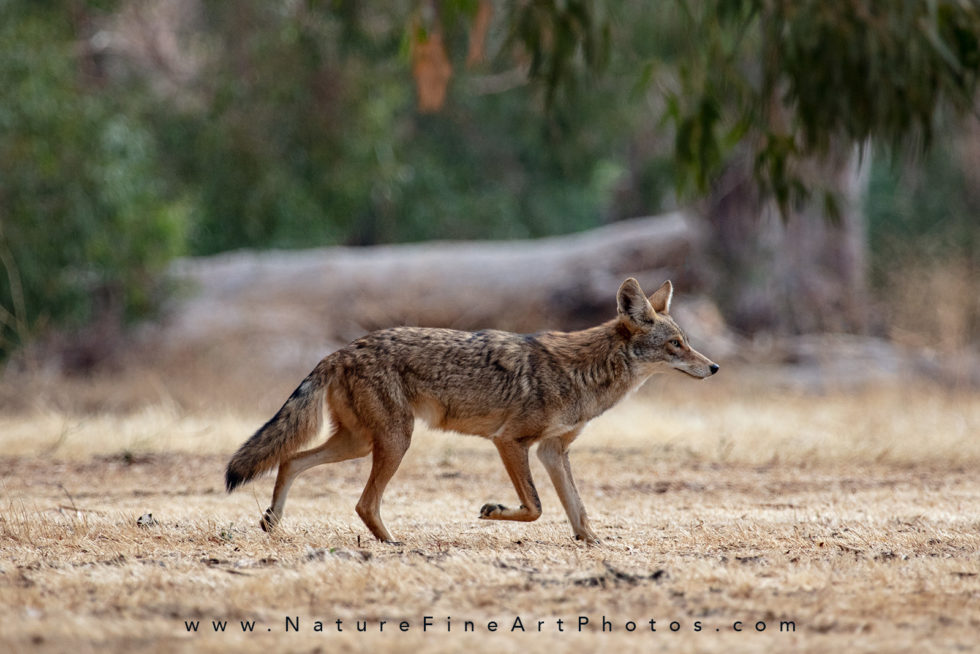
[867,138,980,282]
[162,2,627,253]
[1,0,978,360]
[1,1,639,359]
[0,2,187,358]
[663,0,980,216]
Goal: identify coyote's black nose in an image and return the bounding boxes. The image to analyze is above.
[709,363,719,375]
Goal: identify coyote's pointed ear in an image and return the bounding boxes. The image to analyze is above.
[648,280,673,314]
[617,277,655,330]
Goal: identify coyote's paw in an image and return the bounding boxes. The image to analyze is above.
[259,507,280,532]
[479,503,507,519]
[575,533,603,546]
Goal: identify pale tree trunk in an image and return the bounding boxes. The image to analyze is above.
[703,146,870,335]
[151,213,708,382]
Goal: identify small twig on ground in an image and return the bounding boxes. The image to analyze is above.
[59,485,79,514]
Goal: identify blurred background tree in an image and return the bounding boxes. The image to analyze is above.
[1,0,978,363]
[0,1,187,363]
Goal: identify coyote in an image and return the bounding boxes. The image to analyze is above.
[225,278,718,544]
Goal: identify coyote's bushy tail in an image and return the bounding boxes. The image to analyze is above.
[225,362,330,493]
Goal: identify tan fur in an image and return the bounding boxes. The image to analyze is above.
[225,278,718,544]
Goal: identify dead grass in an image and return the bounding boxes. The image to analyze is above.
[2,374,978,466]
[2,378,980,653]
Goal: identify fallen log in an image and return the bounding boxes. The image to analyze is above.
[129,212,710,407]
[167,211,700,337]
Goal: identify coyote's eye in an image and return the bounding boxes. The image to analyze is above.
[670,339,682,348]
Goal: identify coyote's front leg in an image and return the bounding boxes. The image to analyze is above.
[480,439,542,522]
[537,434,600,545]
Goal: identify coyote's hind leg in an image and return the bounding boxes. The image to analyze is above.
[261,425,371,531]
[354,410,414,544]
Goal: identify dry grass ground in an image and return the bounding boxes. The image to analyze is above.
[2,374,980,653]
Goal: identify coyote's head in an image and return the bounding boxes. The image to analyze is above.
[616,278,719,379]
